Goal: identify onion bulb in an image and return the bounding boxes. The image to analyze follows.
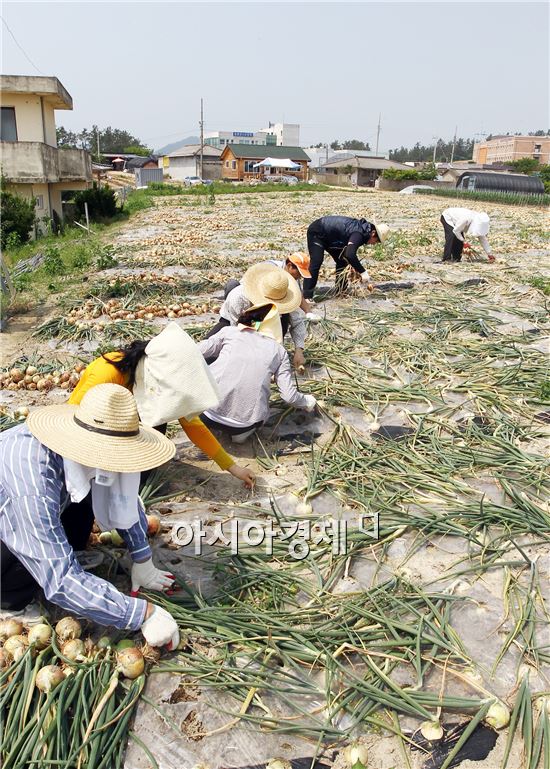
[55,617,82,642]
[28,623,52,650]
[0,648,12,669]
[420,720,444,740]
[295,501,313,515]
[62,639,86,661]
[36,665,64,692]
[342,742,369,767]
[116,638,134,651]
[146,515,161,537]
[0,618,24,640]
[485,700,510,730]
[4,634,29,660]
[117,647,145,679]
[266,760,292,769]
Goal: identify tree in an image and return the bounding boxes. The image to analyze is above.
[509,158,540,175]
[72,185,120,222]
[341,139,371,151]
[330,140,341,150]
[538,164,550,193]
[0,181,36,248]
[56,125,150,158]
[123,145,153,157]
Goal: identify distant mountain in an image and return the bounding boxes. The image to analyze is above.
[155,136,200,155]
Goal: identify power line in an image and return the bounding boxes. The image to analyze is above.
[1,15,45,75]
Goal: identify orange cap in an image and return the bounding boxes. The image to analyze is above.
[287,251,311,278]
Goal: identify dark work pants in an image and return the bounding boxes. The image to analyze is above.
[441,215,464,262]
[303,226,349,298]
[1,496,95,611]
[201,412,263,436]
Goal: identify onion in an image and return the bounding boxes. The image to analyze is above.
[266,760,292,769]
[28,623,52,650]
[116,639,134,651]
[97,636,112,649]
[25,365,38,376]
[55,617,82,642]
[4,634,29,660]
[10,368,24,382]
[0,648,12,669]
[295,501,313,515]
[0,618,24,640]
[342,743,369,767]
[117,647,145,679]
[146,515,161,537]
[420,720,444,740]
[98,531,112,544]
[36,665,64,692]
[62,638,86,661]
[485,700,510,730]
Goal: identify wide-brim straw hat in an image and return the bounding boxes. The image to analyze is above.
[242,263,302,314]
[374,223,390,244]
[26,383,175,472]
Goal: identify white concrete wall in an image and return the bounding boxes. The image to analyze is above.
[164,155,197,180]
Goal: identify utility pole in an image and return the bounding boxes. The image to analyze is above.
[375,113,381,156]
[96,128,101,163]
[432,136,439,164]
[199,98,204,180]
[450,125,457,164]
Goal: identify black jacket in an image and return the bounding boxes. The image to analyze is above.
[310,216,375,249]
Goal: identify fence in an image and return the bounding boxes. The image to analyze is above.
[413,187,550,207]
[135,168,164,187]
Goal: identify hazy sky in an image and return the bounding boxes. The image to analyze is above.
[2,1,548,151]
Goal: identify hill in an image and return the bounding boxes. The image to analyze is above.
[155,135,200,155]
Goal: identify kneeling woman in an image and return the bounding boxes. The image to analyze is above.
[70,323,254,488]
[197,304,316,443]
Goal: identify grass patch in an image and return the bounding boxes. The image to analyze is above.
[414,187,550,207]
[528,276,550,295]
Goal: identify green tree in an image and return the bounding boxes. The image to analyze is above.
[538,164,550,193]
[0,181,36,248]
[123,145,153,156]
[508,158,540,175]
[72,185,120,221]
[341,139,371,151]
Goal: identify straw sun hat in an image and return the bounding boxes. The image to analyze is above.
[242,263,302,314]
[26,383,175,472]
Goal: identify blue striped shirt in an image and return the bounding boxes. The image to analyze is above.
[0,424,148,630]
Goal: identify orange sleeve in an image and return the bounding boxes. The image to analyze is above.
[68,354,127,405]
[178,416,234,471]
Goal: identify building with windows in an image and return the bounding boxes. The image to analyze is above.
[205,122,300,150]
[0,75,92,231]
[473,135,550,165]
[220,144,309,181]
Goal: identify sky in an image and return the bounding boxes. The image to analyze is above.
[1,1,548,152]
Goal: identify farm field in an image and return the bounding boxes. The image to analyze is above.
[1,188,549,769]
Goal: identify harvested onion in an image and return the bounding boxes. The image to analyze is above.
[485,700,510,729]
[0,618,24,640]
[146,515,161,537]
[36,665,64,692]
[4,634,29,660]
[342,743,369,767]
[117,647,145,679]
[420,720,444,740]
[55,617,82,642]
[0,648,12,669]
[266,760,292,769]
[28,623,52,650]
[62,639,86,661]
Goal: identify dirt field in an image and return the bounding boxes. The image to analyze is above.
[1,189,549,769]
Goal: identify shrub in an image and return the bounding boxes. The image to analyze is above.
[1,188,36,249]
[381,164,437,181]
[42,245,65,275]
[73,185,120,221]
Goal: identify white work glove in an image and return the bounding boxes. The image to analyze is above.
[303,394,317,412]
[305,312,321,322]
[360,271,372,283]
[131,558,175,595]
[140,605,180,649]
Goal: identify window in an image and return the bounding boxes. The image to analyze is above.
[244,160,257,173]
[225,161,229,167]
[35,195,44,209]
[231,161,237,169]
[1,107,17,141]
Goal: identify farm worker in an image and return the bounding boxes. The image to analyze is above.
[440,208,495,263]
[69,323,255,489]
[0,383,180,647]
[198,303,317,443]
[206,263,309,370]
[302,216,390,299]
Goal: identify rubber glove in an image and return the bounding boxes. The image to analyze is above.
[131,558,175,596]
[360,271,372,283]
[305,312,321,322]
[141,605,179,649]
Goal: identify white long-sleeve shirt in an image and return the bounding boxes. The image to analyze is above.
[219,284,307,350]
[198,326,310,427]
[442,208,492,255]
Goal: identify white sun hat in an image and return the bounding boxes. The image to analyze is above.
[468,211,490,237]
[133,322,220,427]
[242,263,302,314]
[26,383,175,472]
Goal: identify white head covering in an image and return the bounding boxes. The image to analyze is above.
[63,459,141,531]
[132,323,220,427]
[468,212,490,237]
[237,303,283,344]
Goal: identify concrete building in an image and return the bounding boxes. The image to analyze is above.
[205,122,300,149]
[220,144,309,182]
[0,75,92,231]
[304,147,389,169]
[314,155,411,188]
[473,135,550,165]
[160,144,222,181]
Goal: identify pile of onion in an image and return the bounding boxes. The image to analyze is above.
[0,363,85,392]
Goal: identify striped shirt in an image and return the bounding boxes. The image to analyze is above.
[0,424,148,630]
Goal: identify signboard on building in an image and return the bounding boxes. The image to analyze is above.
[233,132,254,138]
